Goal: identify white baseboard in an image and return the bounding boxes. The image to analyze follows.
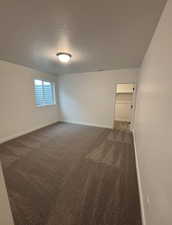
[0,120,59,144]
[61,120,113,129]
[132,129,146,225]
[0,162,15,225]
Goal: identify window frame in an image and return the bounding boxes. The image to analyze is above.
[33,79,56,107]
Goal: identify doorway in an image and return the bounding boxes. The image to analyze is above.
[114,83,135,130]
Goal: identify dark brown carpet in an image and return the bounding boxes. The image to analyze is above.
[0,122,142,225]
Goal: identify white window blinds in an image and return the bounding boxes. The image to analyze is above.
[34,79,56,106]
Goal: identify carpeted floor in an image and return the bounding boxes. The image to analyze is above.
[0,122,142,225]
[114,120,131,130]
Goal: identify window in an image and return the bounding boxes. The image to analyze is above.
[34,79,56,106]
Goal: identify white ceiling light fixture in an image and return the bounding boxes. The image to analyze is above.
[56,52,72,63]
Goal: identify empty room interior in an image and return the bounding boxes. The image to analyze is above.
[0,0,172,225]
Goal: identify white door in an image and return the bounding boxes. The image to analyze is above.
[115,84,135,122]
[115,101,132,122]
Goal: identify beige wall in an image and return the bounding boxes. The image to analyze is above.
[135,1,171,225]
[0,60,59,143]
[57,69,138,128]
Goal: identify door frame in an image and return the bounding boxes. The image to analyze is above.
[113,82,137,130]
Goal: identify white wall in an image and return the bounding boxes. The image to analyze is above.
[0,60,59,143]
[57,69,138,128]
[134,1,171,225]
[0,163,14,225]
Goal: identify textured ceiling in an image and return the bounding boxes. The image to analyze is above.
[0,0,167,75]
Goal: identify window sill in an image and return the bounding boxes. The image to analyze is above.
[36,104,57,108]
